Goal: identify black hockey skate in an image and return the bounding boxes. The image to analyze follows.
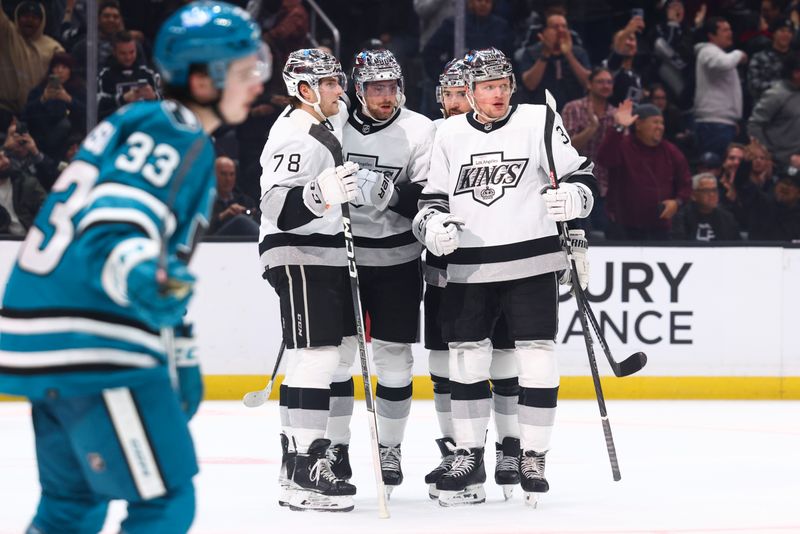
[424,437,456,499]
[436,447,486,507]
[379,444,403,498]
[520,449,549,508]
[326,443,352,481]
[278,433,298,507]
[288,438,356,512]
[495,437,521,500]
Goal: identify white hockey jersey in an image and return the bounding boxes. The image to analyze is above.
[258,103,350,269]
[343,106,436,266]
[420,104,595,284]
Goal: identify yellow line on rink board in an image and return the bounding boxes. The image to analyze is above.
[2,376,798,402]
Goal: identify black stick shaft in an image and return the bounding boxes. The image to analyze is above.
[340,203,390,518]
[543,93,621,481]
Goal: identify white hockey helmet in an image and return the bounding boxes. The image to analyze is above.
[436,57,468,104]
[463,47,516,95]
[282,48,346,117]
[351,48,406,115]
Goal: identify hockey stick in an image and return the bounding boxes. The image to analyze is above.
[157,135,207,390]
[242,341,286,407]
[340,203,391,519]
[581,298,647,377]
[543,90,621,481]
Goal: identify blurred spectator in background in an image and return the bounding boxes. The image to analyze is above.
[0,0,64,128]
[414,0,453,52]
[423,0,513,84]
[70,0,146,79]
[748,18,795,101]
[694,16,748,159]
[2,118,60,191]
[260,0,309,67]
[695,150,723,176]
[0,147,46,236]
[208,156,259,238]
[744,137,778,192]
[97,31,161,120]
[646,82,693,153]
[671,172,741,241]
[605,15,647,106]
[748,52,800,169]
[561,66,616,233]
[649,0,696,107]
[788,149,800,175]
[516,6,590,109]
[596,100,692,240]
[736,165,800,240]
[23,52,85,160]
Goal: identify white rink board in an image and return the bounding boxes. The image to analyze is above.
[1,240,798,377]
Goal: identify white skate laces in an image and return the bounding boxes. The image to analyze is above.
[521,452,545,479]
[309,457,339,485]
[380,445,402,471]
[447,450,476,477]
[496,450,520,473]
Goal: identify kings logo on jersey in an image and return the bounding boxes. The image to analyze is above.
[454,152,529,206]
[346,153,403,183]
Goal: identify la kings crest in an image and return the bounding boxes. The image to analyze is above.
[454,151,529,206]
[346,153,403,183]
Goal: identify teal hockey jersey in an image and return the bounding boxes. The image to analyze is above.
[0,101,215,400]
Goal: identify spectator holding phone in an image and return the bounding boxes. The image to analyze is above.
[0,147,46,236]
[97,30,161,120]
[22,52,86,160]
[2,119,60,192]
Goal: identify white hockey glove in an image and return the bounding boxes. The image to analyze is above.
[559,229,589,291]
[541,182,594,221]
[424,211,465,257]
[353,169,395,211]
[302,161,359,215]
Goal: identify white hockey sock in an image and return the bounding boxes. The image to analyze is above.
[449,340,493,449]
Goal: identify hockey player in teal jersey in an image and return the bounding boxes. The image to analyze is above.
[0,2,269,533]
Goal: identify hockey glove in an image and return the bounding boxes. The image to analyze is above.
[353,169,395,211]
[423,211,465,257]
[175,323,203,420]
[541,182,594,221]
[127,258,195,331]
[302,161,359,215]
[559,229,589,291]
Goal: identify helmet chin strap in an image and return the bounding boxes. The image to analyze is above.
[297,87,326,120]
[466,88,511,124]
[357,87,405,124]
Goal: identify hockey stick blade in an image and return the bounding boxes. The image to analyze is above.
[580,296,648,377]
[242,341,286,408]
[242,386,272,408]
[615,351,648,377]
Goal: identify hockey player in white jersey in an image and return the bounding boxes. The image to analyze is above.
[324,48,436,496]
[414,48,595,507]
[258,48,360,512]
[0,3,269,532]
[423,57,522,501]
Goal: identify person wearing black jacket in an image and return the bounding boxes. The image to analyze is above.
[739,171,800,241]
[0,148,45,235]
[97,30,161,120]
[23,52,86,160]
[671,172,741,241]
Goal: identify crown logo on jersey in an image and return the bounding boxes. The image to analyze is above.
[454,151,528,206]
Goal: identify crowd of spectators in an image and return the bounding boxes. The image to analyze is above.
[1,0,799,242]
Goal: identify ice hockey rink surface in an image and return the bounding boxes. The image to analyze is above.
[1,399,798,534]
